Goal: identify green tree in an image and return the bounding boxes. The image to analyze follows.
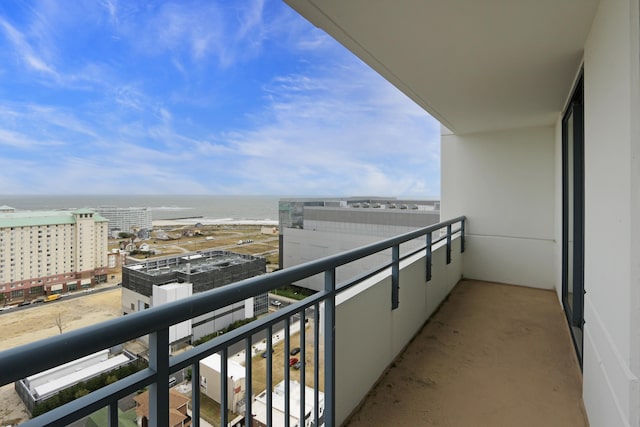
[74,388,90,399]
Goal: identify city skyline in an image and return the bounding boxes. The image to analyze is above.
[0,0,440,197]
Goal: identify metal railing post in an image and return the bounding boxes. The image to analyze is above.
[392,245,400,309]
[267,325,273,427]
[461,219,466,253]
[149,328,169,427]
[284,320,291,427]
[300,310,306,426]
[191,362,200,427]
[426,232,433,282]
[221,348,228,426]
[108,401,118,427]
[244,339,252,427]
[324,268,336,427]
[446,224,452,265]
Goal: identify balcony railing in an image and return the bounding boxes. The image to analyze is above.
[0,216,465,427]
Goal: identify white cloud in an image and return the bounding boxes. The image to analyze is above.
[205,60,441,197]
[0,0,441,197]
[0,17,57,77]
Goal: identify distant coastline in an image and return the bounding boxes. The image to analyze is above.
[0,195,281,225]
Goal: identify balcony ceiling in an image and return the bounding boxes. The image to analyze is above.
[284,0,598,134]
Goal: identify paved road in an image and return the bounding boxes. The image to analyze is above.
[0,283,121,315]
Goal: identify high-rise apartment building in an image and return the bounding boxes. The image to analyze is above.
[93,206,152,236]
[0,207,109,303]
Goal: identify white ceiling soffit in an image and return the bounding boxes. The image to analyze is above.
[284,0,598,135]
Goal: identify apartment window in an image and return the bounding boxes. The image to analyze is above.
[10,289,23,298]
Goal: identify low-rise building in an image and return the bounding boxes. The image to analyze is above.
[133,388,191,427]
[15,349,138,414]
[252,380,324,427]
[199,353,246,414]
[121,250,268,344]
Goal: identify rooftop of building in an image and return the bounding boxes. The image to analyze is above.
[94,206,151,212]
[201,353,246,380]
[0,209,108,228]
[124,249,263,277]
[279,196,439,204]
[253,380,324,426]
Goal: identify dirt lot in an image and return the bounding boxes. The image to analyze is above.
[0,288,122,425]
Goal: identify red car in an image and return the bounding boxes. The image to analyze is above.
[289,357,299,367]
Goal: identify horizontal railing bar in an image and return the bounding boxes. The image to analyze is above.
[334,239,444,295]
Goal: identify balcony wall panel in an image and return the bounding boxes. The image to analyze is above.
[463,234,554,289]
[581,0,640,424]
[441,125,556,290]
[335,239,462,424]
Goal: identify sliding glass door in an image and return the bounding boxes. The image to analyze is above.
[562,72,584,364]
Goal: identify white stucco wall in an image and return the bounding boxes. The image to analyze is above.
[334,239,462,424]
[581,0,640,425]
[441,126,556,289]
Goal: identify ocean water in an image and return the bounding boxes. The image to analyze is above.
[0,195,281,224]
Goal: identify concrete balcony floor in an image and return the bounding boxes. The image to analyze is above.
[345,280,588,427]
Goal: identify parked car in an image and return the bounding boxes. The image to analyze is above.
[18,301,31,307]
[293,361,302,370]
[169,377,177,387]
[271,300,282,307]
[262,349,274,358]
[289,358,299,367]
[290,347,301,355]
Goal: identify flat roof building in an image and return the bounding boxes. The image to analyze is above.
[200,353,246,414]
[15,349,137,414]
[121,249,268,344]
[252,380,324,427]
[280,199,440,291]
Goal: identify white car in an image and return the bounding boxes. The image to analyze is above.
[271,300,282,307]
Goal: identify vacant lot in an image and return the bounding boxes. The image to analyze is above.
[0,288,122,352]
[0,288,122,425]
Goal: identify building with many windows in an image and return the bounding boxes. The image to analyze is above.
[93,206,152,236]
[0,207,109,303]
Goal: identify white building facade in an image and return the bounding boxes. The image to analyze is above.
[0,208,109,303]
[93,206,152,235]
[285,1,639,426]
[199,353,246,414]
[282,203,439,291]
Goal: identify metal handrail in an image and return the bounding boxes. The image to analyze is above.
[0,215,466,427]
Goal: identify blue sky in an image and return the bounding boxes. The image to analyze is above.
[0,0,440,197]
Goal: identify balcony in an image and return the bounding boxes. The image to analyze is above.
[0,216,585,426]
[345,279,587,426]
